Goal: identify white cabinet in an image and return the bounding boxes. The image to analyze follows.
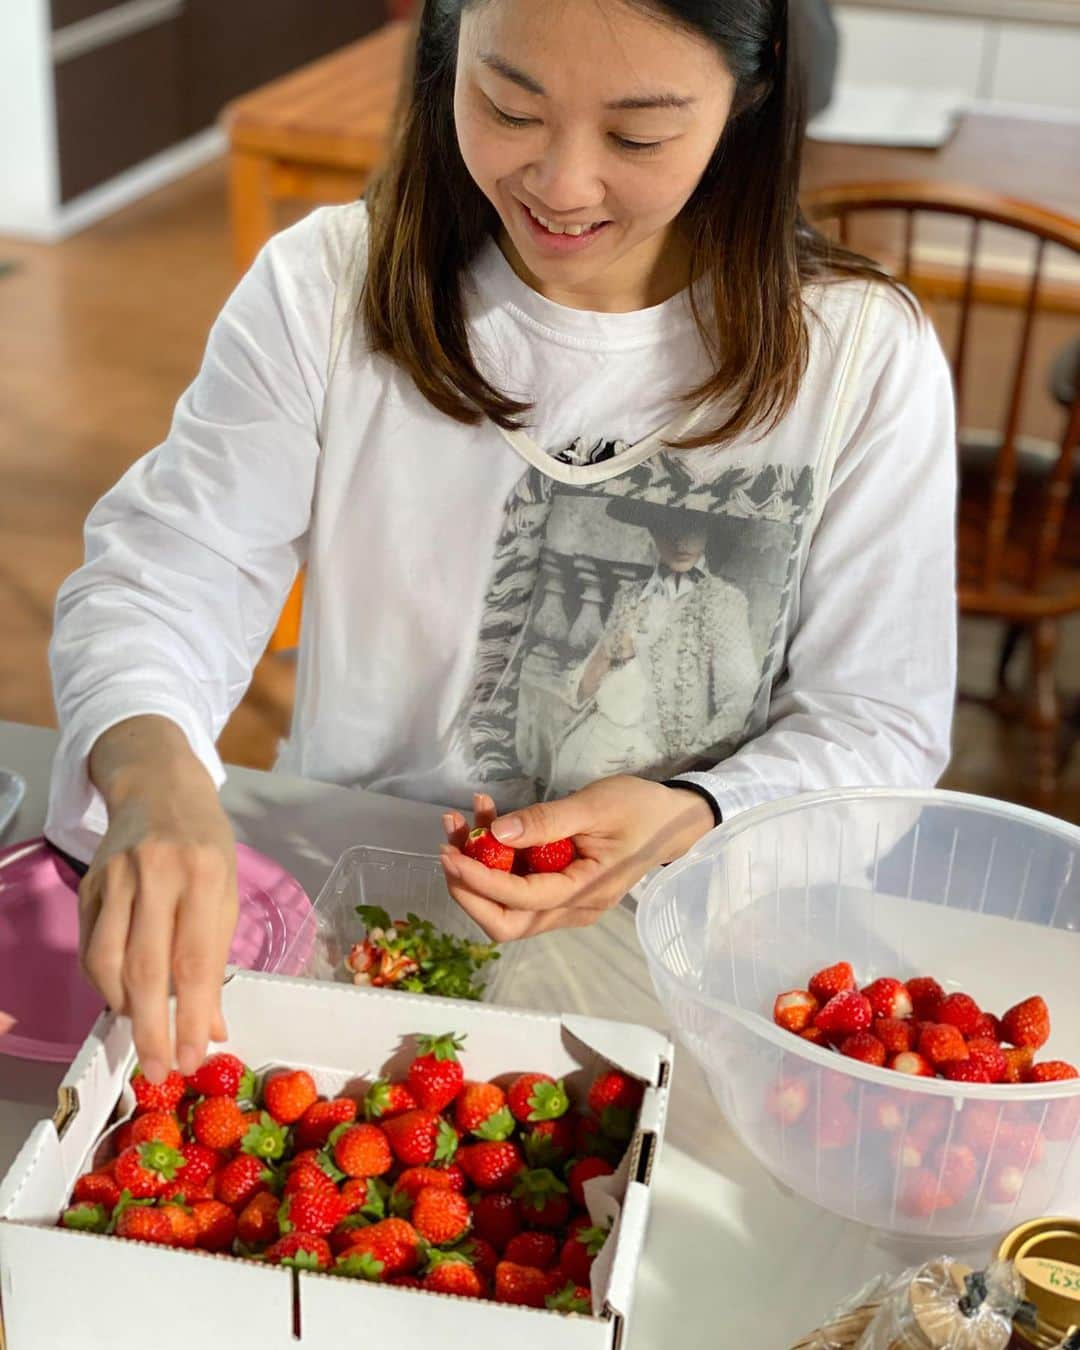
[989,21,1080,110]
[836,8,989,96]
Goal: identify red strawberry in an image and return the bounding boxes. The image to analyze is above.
[523,1116,577,1169]
[1026,1060,1078,1082]
[279,1187,348,1238]
[215,1154,274,1210]
[905,977,945,1021]
[424,1252,488,1299]
[192,1096,248,1152]
[513,1168,571,1230]
[332,1123,393,1178]
[61,1201,111,1233]
[866,1093,905,1134]
[341,1176,389,1219]
[874,1018,916,1056]
[546,1282,592,1315]
[412,1187,470,1246]
[559,1224,607,1285]
[816,1100,857,1151]
[966,1039,1008,1084]
[911,1100,951,1146]
[460,1236,499,1280]
[161,1175,216,1204]
[160,1202,199,1249]
[522,839,577,873]
[284,1160,337,1199]
[1002,1047,1035,1084]
[944,1061,992,1084]
[799,1027,829,1047]
[1001,996,1050,1051]
[177,1142,220,1187]
[971,1012,1003,1043]
[889,1132,925,1171]
[188,1053,254,1101]
[988,1163,1025,1206]
[587,1069,643,1119]
[936,993,983,1039]
[130,1068,186,1116]
[263,1069,318,1125]
[572,1111,621,1165]
[265,1232,332,1270]
[839,1032,886,1067]
[384,1110,459,1168]
[191,1199,237,1252]
[508,1073,570,1125]
[112,1121,135,1154]
[114,1202,175,1245]
[455,1082,513,1140]
[808,962,856,1004]
[336,1218,423,1278]
[933,1144,979,1203]
[295,1097,358,1150]
[364,1079,418,1121]
[393,1166,465,1207]
[495,1261,560,1308]
[458,1140,524,1192]
[504,1231,559,1270]
[899,1169,949,1217]
[72,1171,121,1212]
[919,1023,969,1068]
[959,1102,1004,1154]
[129,1110,182,1150]
[407,1034,466,1113]
[237,1191,282,1246]
[766,1076,810,1125]
[998,1123,1045,1168]
[889,1051,935,1078]
[814,991,873,1039]
[114,1142,184,1199]
[471,1192,523,1251]
[567,1157,614,1209]
[463,827,516,872]
[772,990,819,1034]
[863,978,913,1021]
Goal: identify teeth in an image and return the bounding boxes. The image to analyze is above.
[527,205,600,236]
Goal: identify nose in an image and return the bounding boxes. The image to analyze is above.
[521,128,606,216]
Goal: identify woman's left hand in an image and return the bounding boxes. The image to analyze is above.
[440,779,715,941]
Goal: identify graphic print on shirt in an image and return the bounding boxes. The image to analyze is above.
[456,452,815,807]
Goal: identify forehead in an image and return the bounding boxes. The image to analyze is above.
[459,0,730,98]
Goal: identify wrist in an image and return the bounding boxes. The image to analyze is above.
[657,782,718,865]
[89,716,207,809]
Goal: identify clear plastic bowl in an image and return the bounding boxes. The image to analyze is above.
[281,845,522,1002]
[636,789,1080,1240]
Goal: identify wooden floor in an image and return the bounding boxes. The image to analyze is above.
[1,157,1077,821]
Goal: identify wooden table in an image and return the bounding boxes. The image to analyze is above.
[222,19,1080,274]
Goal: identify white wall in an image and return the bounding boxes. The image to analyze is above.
[0,0,59,236]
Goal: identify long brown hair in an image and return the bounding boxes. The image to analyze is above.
[363,0,899,449]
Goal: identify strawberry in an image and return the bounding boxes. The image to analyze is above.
[918,1023,969,1068]
[188,1053,254,1102]
[867,1093,904,1134]
[265,1232,332,1269]
[816,1100,856,1151]
[337,1218,424,1278]
[263,1069,318,1125]
[944,1061,991,1084]
[161,1175,215,1204]
[412,1187,471,1246]
[471,1192,523,1251]
[331,1122,393,1178]
[587,1069,643,1119]
[191,1199,237,1252]
[237,1191,282,1246]
[284,1160,337,1199]
[295,1097,358,1150]
[330,1215,377,1257]
[72,1171,122,1212]
[363,1079,417,1122]
[874,1018,916,1056]
[342,1176,389,1220]
[130,1068,186,1116]
[862,979,913,1021]
[508,1073,570,1124]
[988,1163,1025,1206]
[504,1231,559,1270]
[279,1187,348,1238]
[424,1251,488,1299]
[463,827,516,872]
[937,993,983,1039]
[889,1052,935,1078]
[959,1102,1004,1154]
[766,1076,810,1125]
[61,1201,111,1233]
[114,1201,175,1245]
[495,1261,559,1308]
[523,1116,577,1169]
[814,991,873,1039]
[799,1027,829,1047]
[1001,996,1051,1051]
[998,1123,1045,1168]
[114,1142,184,1199]
[513,1169,570,1230]
[911,1099,951,1146]
[559,1224,607,1285]
[407,1034,466,1113]
[129,1110,182,1150]
[906,977,945,1021]
[772,990,819,1034]
[547,1282,592,1315]
[160,1203,199,1249]
[112,1122,135,1154]
[522,839,577,873]
[1027,1060,1078,1082]
[458,1140,524,1192]
[192,1096,248,1152]
[177,1141,220,1187]
[889,1134,925,1172]
[384,1110,459,1168]
[808,962,856,1004]
[567,1157,614,1209]
[572,1112,622,1165]
[839,1032,886,1067]
[455,1082,513,1140]
[1002,1047,1035,1084]
[215,1154,274,1210]
[459,1236,499,1280]
[898,1169,949,1218]
[240,1111,289,1162]
[932,1144,979,1203]
[393,1166,464,1207]
[966,1039,1008,1084]
[971,1012,1003,1043]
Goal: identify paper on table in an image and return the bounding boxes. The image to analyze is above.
[808,83,966,147]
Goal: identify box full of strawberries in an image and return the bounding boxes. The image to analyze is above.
[0,970,672,1350]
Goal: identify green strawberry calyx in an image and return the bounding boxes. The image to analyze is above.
[546,1282,591,1315]
[61,1202,110,1233]
[241,1112,289,1161]
[425,1247,474,1274]
[574,1224,610,1257]
[527,1079,570,1123]
[473,1107,515,1143]
[107,1189,153,1234]
[598,1106,634,1143]
[434,1119,460,1166]
[513,1168,568,1211]
[363,1080,393,1121]
[138,1141,185,1180]
[280,1249,325,1272]
[333,1251,386,1281]
[416,1033,467,1063]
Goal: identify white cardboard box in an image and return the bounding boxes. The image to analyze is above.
[0,971,673,1350]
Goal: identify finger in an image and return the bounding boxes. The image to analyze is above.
[123,857,182,1082]
[490,794,596,851]
[210,1007,229,1043]
[209,863,240,1049]
[443,811,469,848]
[172,852,231,1077]
[451,883,608,941]
[81,856,137,1015]
[473,794,497,831]
[441,846,603,912]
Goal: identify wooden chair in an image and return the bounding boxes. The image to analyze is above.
[804,182,1080,811]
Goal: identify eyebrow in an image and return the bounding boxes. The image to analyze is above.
[479,53,696,111]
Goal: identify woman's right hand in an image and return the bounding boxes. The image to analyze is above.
[79,716,238,1082]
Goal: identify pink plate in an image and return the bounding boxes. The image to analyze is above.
[0,836,313,1063]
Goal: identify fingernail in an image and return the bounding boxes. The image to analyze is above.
[442,813,455,835]
[141,1057,167,1085]
[178,1044,201,1077]
[492,816,522,842]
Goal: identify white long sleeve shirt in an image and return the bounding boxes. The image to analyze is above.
[46,202,957,861]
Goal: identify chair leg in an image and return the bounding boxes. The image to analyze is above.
[997,623,1024,693]
[1027,617,1060,812]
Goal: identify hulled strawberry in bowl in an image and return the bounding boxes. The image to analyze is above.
[635,788,1080,1242]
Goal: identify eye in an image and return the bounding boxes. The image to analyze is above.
[489,102,538,130]
[611,134,664,154]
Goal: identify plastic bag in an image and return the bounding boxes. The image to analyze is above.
[792,1273,894,1347]
[855,1259,1031,1350]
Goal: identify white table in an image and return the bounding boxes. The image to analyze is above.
[0,720,931,1346]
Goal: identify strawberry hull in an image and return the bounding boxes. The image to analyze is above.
[0,971,671,1350]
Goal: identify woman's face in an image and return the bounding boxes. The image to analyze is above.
[454,0,736,311]
[653,523,708,571]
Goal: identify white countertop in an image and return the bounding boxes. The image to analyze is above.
[838,0,1080,24]
[0,720,955,1346]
